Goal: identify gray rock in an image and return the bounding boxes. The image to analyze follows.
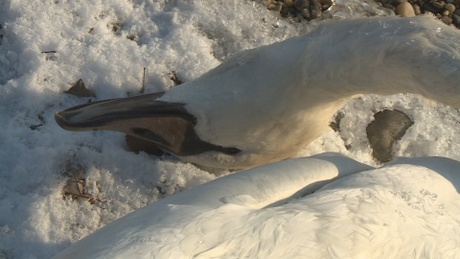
[441,15,453,25]
[445,3,456,13]
[423,2,444,13]
[366,109,414,163]
[413,4,422,15]
[294,0,307,11]
[453,14,460,26]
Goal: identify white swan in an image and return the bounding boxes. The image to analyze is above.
[55,15,460,169]
[54,153,460,258]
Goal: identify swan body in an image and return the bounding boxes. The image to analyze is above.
[55,16,460,169]
[54,153,460,258]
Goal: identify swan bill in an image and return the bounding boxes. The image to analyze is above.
[55,92,240,157]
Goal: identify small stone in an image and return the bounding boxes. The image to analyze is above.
[413,4,422,15]
[423,2,444,13]
[283,0,294,8]
[445,3,456,13]
[366,109,414,163]
[329,111,344,132]
[293,0,306,11]
[64,79,95,97]
[452,14,460,26]
[431,1,445,10]
[310,8,321,19]
[267,3,282,11]
[395,2,415,17]
[441,15,453,25]
[301,8,311,19]
[455,9,460,16]
[443,10,450,16]
[280,6,290,16]
[310,0,322,18]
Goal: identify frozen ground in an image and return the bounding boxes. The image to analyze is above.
[1,0,460,258]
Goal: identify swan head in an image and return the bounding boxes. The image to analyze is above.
[55,92,241,157]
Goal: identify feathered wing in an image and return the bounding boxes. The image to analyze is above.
[54,155,460,258]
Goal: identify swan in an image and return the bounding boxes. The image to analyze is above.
[55,16,460,169]
[53,153,460,258]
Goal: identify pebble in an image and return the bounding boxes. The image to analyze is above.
[445,3,456,13]
[283,0,294,7]
[294,0,306,11]
[395,2,416,17]
[267,0,460,29]
[413,4,422,15]
[453,14,460,26]
[264,0,332,21]
[441,15,453,24]
[374,0,460,29]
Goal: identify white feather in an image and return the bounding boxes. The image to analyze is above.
[54,154,460,258]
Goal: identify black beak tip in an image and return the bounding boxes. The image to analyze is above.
[55,111,78,131]
[55,111,67,129]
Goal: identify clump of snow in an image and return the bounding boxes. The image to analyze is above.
[1,0,460,258]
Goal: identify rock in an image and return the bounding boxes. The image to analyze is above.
[445,3,456,13]
[329,111,344,132]
[441,15,453,25]
[366,109,414,163]
[283,0,294,8]
[423,2,444,14]
[294,0,307,11]
[413,4,421,15]
[453,14,460,26]
[302,8,311,19]
[310,0,322,19]
[64,79,95,97]
[432,1,445,10]
[395,2,415,17]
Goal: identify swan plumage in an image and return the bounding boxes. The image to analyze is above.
[55,15,460,169]
[54,154,460,258]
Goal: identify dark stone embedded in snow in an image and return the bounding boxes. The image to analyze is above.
[125,134,168,156]
[169,71,183,86]
[366,109,414,163]
[329,110,344,132]
[64,79,95,97]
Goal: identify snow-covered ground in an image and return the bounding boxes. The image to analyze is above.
[1,0,460,258]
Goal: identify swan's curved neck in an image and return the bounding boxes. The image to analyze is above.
[298,17,460,108]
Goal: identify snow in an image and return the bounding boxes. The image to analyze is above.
[0,0,460,258]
